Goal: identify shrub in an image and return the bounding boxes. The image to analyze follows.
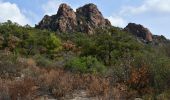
[45,33,62,53]
[0,51,22,78]
[0,35,4,48]
[87,76,110,97]
[132,51,170,93]
[0,78,36,100]
[9,78,35,100]
[128,65,151,94]
[65,56,106,74]
[150,57,170,91]
[34,55,54,68]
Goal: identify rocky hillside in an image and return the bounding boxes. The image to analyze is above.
[36,3,111,34]
[37,3,170,46]
[1,3,170,99]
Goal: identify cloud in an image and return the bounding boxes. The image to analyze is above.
[0,1,31,25]
[42,0,63,15]
[107,16,127,27]
[120,0,170,15]
[22,9,39,26]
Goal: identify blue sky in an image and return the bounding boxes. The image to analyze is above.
[0,0,170,39]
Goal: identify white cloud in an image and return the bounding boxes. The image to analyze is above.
[0,1,31,25]
[22,9,39,26]
[120,0,170,15]
[42,0,63,15]
[42,0,78,15]
[107,16,127,27]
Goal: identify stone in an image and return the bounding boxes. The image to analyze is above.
[76,3,111,34]
[36,3,111,34]
[36,3,77,33]
[124,23,153,42]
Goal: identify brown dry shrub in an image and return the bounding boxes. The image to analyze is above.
[36,68,129,99]
[39,69,75,97]
[0,78,36,100]
[0,79,10,100]
[128,65,152,94]
[62,40,76,51]
[9,78,36,100]
[38,69,113,98]
[87,76,110,97]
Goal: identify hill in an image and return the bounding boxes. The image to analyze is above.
[0,3,170,100]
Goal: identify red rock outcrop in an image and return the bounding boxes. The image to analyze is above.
[36,3,111,34]
[124,23,153,42]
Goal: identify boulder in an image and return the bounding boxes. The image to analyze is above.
[124,23,153,42]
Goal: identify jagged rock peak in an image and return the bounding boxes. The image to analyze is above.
[124,23,153,42]
[57,3,75,17]
[76,3,99,13]
[58,3,72,9]
[36,3,111,34]
[55,3,77,32]
[76,3,111,34]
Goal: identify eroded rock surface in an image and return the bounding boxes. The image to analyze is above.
[124,23,153,42]
[36,3,111,34]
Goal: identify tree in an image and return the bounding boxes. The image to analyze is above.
[65,56,106,74]
[45,33,62,53]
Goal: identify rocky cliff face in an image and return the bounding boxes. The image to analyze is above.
[124,23,153,42]
[37,4,77,33]
[36,3,111,34]
[76,3,111,34]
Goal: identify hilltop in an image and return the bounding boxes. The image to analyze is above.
[36,3,111,34]
[37,3,169,45]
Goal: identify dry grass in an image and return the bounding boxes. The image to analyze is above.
[9,78,36,100]
[0,78,36,100]
[0,55,131,100]
[0,67,131,99]
[37,68,129,99]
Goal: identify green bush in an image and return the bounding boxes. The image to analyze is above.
[0,21,62,57]
[150,57,170,91]
[34,55,54,68]
[65,56,106,74]
[0,52,22,78]
[132,51,170,92]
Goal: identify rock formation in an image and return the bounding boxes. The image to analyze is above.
[124,23,153,42]
[36,3,111,34]
[76,3,111,34]
[37,4,77,33]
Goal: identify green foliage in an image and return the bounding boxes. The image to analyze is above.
[76,28,143,65]
[34,55,55,68]
[65,56,106,74]
[45,33,62,53]
[0,21,62,57]
[0,51,21,78]
[132,50,170,92]
[1,21,170,96]
[150,56,170,91]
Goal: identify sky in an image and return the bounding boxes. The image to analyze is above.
[0,0,170,39]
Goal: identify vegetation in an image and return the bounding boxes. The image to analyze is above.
[65,56,106,74]
[0,21,170,99]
